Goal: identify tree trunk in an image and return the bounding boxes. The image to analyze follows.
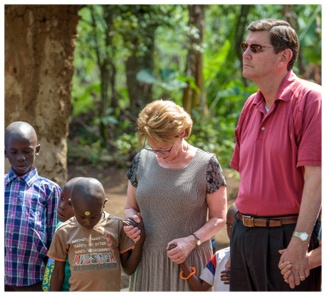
[125,40,155,115]
[5,5,82,186]
[182,5,205,115]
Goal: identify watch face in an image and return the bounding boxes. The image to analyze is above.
[293,231,309,241]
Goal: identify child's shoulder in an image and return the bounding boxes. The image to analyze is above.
[28,167,59,187]
[103,212,124,224]
[55,217,77,232]
[103,212,125,227]
[214,246,230,259]
[37,175,61,187]
[32,175,61,195]
[107,213,122,221]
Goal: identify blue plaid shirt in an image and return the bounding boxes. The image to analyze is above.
[4,167,61,286]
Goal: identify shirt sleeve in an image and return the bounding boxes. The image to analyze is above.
[126,152,141,187]
[295,86,321,167]
[42,258,55,291]
[118,219,136,253]
[45,182,61,249]
[206,155,227,194]
[47,229,68,262]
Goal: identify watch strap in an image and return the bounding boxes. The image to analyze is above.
[192,233,201,245]
[292,231,309,242]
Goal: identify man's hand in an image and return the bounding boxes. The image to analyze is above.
[278,240,309,288]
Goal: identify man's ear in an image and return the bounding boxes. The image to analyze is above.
[35,144,41,155]
[278,48,293,68]
[103,198,108,208]
[5,149,8,158]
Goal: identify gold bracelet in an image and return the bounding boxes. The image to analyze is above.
[180,266,196,280]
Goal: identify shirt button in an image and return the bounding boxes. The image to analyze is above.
[261,127,265,130]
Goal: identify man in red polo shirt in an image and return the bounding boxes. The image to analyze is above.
[230,18,321,291]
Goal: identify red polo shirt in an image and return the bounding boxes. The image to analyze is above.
[230,71,321,216]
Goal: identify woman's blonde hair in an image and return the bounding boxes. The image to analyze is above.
[137,100,193,146]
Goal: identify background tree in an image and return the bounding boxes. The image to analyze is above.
[182,5,205,114]
[5,5,83,185]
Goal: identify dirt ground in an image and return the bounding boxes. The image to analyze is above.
[68,164,239,289]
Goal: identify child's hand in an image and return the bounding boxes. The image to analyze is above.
[220,255,231,284]
[220,268,230,285]
[167,243,177,251]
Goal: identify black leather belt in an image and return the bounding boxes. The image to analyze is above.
[237,212,298,228]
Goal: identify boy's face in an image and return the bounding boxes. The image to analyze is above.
[5,133,40,176]
[73,198,105,230]
[58,187,75,222]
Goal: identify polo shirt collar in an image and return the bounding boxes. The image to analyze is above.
[253,70,297,106]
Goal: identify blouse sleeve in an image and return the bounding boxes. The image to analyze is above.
[126,152,141,187]
[206,155,227,194]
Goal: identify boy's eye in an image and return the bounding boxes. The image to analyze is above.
[9,150,33,155]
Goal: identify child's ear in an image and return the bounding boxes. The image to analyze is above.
[35,144,41,155]
[5,149,8,158]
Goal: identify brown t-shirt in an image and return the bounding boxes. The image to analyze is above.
[48,212,134,291]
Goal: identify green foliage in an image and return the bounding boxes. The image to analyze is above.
[136,68,188,91]
[70,4,321,169]
[188,80,258,167]
[297,5,322,65]
[189,109,235,167]
[114,133,139,167]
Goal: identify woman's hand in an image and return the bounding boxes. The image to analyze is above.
[166,236,195,264]
[123,214,142,243]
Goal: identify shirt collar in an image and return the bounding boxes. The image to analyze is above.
[5,167,39,187]
[253,70,297,106]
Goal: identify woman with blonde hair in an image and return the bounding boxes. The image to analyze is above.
[124,99,227,291]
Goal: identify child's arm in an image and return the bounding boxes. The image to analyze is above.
[120,237,145,275]
[167,243,211,291]
[121,214,146,275]
[179,260,212,291]
[50,260,65,291]
[307,245,321,270]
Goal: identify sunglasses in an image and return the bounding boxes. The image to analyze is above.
[240,42,273,53]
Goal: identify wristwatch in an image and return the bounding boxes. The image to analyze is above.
[292,231,309,242]
[192,233,201,246]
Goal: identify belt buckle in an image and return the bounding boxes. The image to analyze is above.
[242,215,255,227]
